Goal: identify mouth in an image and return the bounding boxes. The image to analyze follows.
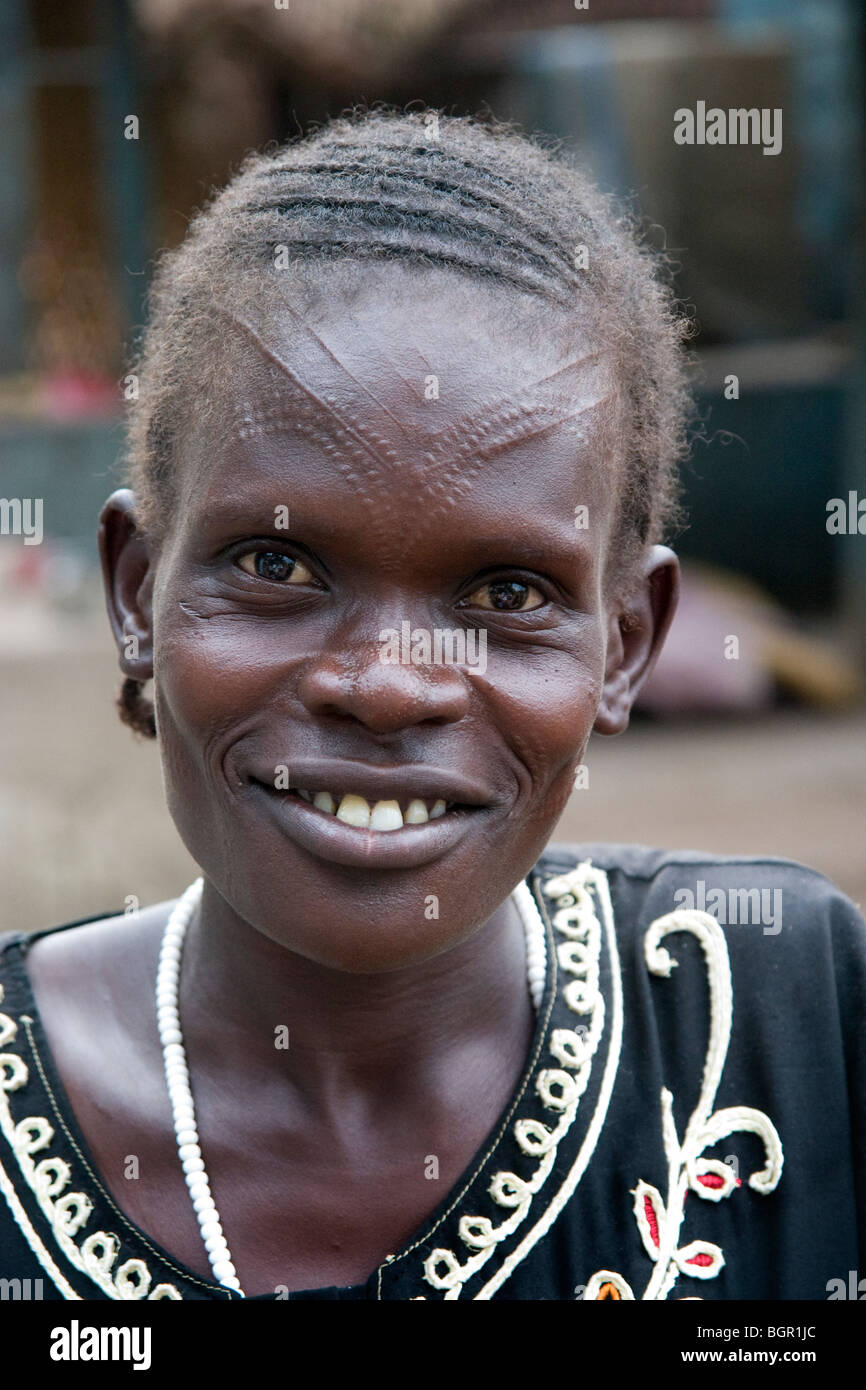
[246,762,493,869]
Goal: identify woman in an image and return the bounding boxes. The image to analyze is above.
[1,111,863,1301]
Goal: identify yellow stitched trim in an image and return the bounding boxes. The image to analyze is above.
[474,865,625,1300]
[376,871,562,1299]
[420,864,610,1298]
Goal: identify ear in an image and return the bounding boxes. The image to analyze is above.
[98,489,155,680]
[593,545,680,736]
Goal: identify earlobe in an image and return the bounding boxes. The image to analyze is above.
[98,489,155,680]
[593,546,680,736]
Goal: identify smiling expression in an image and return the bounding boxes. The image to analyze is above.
[105,267,674,971]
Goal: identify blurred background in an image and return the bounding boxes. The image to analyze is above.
[1,0,864,930]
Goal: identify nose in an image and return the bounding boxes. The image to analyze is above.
[297,631,472,734]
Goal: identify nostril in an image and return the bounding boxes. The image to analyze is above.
[297,658,471,734]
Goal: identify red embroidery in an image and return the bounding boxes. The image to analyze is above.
[690,1173,743,1194]
[687,1252,715,1268]
[644,1195,660,1249]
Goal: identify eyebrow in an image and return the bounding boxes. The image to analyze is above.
[192,496,597,581]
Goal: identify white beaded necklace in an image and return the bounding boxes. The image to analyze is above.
[156,876,548,1295]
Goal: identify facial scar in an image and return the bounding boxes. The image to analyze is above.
[211,303,612,473]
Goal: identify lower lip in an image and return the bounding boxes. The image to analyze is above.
[249,785,481,870]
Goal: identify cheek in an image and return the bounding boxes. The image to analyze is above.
[473,629,605,809]
[151,634,223,854]
[150,591,280,844]
[151,555,288,746]
[155,620,260,740]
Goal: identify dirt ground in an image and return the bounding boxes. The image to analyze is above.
[1,629,864,934]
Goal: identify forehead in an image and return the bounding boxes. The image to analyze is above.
[178,268,622,550]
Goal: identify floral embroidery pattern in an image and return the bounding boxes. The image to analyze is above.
[583,908,784,1300]
[0,984,181,1300]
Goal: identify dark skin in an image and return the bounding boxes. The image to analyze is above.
[25,272,679,1295]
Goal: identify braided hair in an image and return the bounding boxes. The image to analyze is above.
[119,108,693,737]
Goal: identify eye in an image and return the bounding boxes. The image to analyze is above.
[464,579,546,612]
[236,550,315,584]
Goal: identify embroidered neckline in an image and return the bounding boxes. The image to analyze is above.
[378,859,624,1300]
[0,989,183,1299]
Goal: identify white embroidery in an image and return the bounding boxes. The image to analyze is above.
[422,862,621,1300]
[583,908,784,1301]
[0,985,182,1300]
[474,865,624,1300]
[0,1152,82,1299]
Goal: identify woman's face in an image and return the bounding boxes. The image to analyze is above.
[103,270,677,971]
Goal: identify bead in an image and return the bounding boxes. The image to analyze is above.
[156,873,544,1302]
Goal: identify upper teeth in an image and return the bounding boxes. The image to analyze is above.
[295,790,447,830]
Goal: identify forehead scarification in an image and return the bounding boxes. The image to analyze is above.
[207,301,615,567]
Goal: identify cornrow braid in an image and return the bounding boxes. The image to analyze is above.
[119,108,693,740]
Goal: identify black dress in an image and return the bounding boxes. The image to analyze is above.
[1,843,863,1300]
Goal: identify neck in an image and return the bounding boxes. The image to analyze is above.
[177,880,535,1111]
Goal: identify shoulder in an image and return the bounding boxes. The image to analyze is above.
[1,900,168,967]
[1,900,177,1088]
[533,840,866,955]
[23,900,173,1010]
[537,838,857,894]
